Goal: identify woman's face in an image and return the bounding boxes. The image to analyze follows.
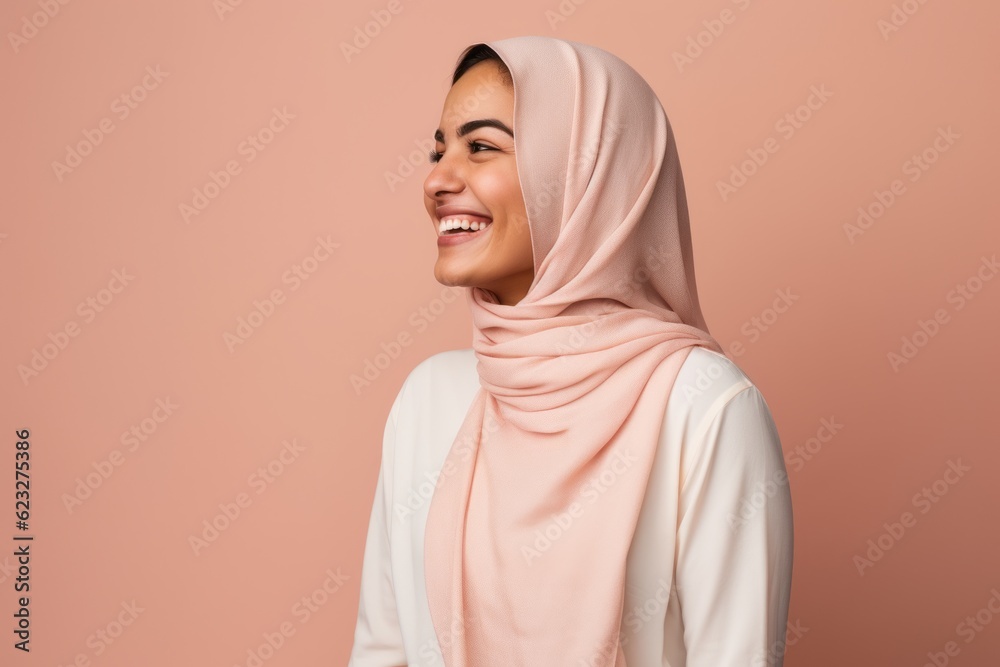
[423,60,534,306]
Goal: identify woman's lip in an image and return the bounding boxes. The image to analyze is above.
[436,223,493,247]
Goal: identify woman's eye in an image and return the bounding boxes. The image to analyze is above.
[428,141,495,164]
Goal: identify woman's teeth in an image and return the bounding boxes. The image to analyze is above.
[438,218,492,235]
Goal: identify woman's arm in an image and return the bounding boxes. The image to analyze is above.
[674,384,795,666]
[347,388,409,667]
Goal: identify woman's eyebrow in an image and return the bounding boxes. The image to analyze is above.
[434,118,514,142]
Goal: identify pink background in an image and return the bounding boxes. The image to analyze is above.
[2,1,998,665]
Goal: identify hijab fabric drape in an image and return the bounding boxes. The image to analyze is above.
[424,36,725,666]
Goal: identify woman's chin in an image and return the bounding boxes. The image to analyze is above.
[433,265,474,290]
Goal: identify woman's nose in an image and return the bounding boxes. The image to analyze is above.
[423,154,464,200]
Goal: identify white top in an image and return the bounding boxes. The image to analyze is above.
[348,347,794,667]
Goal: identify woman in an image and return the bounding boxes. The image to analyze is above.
[348,36,793,667]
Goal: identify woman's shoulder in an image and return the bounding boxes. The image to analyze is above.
[410,347,477,377]
[409,347,477,383]
[393,348,479,408]
[676,347,755,395]
[669,347,764,427]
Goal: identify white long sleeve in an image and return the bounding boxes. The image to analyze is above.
[345,347,794,666]
[673,384,794,667]
[347,387,408,667]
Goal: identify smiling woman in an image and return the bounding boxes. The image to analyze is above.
[422,48,534,307]
[348,36,793,667]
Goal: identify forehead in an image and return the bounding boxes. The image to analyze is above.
[438,62,513,130]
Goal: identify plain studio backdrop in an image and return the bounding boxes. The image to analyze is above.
[1,0,998,665]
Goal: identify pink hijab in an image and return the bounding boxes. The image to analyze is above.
[424,36,725,666]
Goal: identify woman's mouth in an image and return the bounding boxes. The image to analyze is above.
[437,217,493,246]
